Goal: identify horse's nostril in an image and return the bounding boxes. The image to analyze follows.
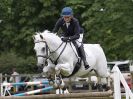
[41,64,44,67]
[45,61,48,66]
[37,66,43,72]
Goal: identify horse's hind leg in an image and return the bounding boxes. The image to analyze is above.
[93,70,109,91]
[95,58,111,91]
[96,71,111,91]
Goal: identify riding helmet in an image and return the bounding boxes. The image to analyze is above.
[61,7,73,16]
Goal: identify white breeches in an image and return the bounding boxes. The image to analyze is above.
[76,34,83,47]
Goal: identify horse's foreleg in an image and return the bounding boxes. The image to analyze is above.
[54,74,69,94]
[55,63,72,76]
[42,64,56,86]
[43,66,52,77]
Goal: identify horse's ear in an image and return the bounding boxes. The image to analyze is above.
[32,35,35,40]
[40,34,43,40]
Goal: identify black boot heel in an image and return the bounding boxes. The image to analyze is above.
[85,65,90,70]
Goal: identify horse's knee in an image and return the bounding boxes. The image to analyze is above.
[55,64,72,76]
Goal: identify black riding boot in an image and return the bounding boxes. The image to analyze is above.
[79,45,90,70]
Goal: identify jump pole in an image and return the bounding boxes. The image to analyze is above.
[1,81,50,96]
[2,81,49,87]
[13,86,53,96]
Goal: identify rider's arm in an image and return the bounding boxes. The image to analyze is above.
[70,19,80,40]
[52,18,62,33]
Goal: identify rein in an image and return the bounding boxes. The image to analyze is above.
[53,42,67,65]
[47,42,67,65]
[35,40,67,65]
[70,43,79,58]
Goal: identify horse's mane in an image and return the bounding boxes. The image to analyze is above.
[34,30,62,46]
[41,30,61,42]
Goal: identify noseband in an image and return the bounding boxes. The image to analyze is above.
[35,41,49,59]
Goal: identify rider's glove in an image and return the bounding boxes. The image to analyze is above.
[61,37,70,42]
[69,35,79,41]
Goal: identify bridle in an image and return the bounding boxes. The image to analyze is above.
[35,41,48,59]
[35,40,66,65]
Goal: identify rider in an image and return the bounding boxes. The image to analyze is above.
[52,7,90,70]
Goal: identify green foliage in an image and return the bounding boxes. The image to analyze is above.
[0,52,36,73]
[0,0,133,72]
[79,0,133,60]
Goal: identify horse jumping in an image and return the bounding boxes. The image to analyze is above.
[33,30,110,90]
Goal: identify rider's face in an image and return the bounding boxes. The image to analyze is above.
[63,16,72,23]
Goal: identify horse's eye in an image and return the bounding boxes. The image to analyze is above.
[42,47,45,52]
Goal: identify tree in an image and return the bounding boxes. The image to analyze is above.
[0,0,132,72]
[66,0,133,60]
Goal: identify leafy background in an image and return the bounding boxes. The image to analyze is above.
[0,0,133,73]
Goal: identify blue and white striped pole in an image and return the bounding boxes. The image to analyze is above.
[2,81,49,87]
[13,86,53,96]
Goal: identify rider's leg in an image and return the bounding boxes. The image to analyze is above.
[73,34,90,70]
[72,41,81,57]
[78,44,90,70]
[73,40,90,70]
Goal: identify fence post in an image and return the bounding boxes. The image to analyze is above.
[129,62,133,91]
[131,72,133,92]
[112,65,121,99]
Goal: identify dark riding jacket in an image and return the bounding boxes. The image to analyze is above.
[53,17,84,40]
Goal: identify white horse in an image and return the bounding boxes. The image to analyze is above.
[33,30,110,89]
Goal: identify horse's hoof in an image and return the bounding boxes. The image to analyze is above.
[105,86,111,91]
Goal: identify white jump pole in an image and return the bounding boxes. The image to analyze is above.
[112,65,121,99]
[112,65,133,99]
[2,81,49,87]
